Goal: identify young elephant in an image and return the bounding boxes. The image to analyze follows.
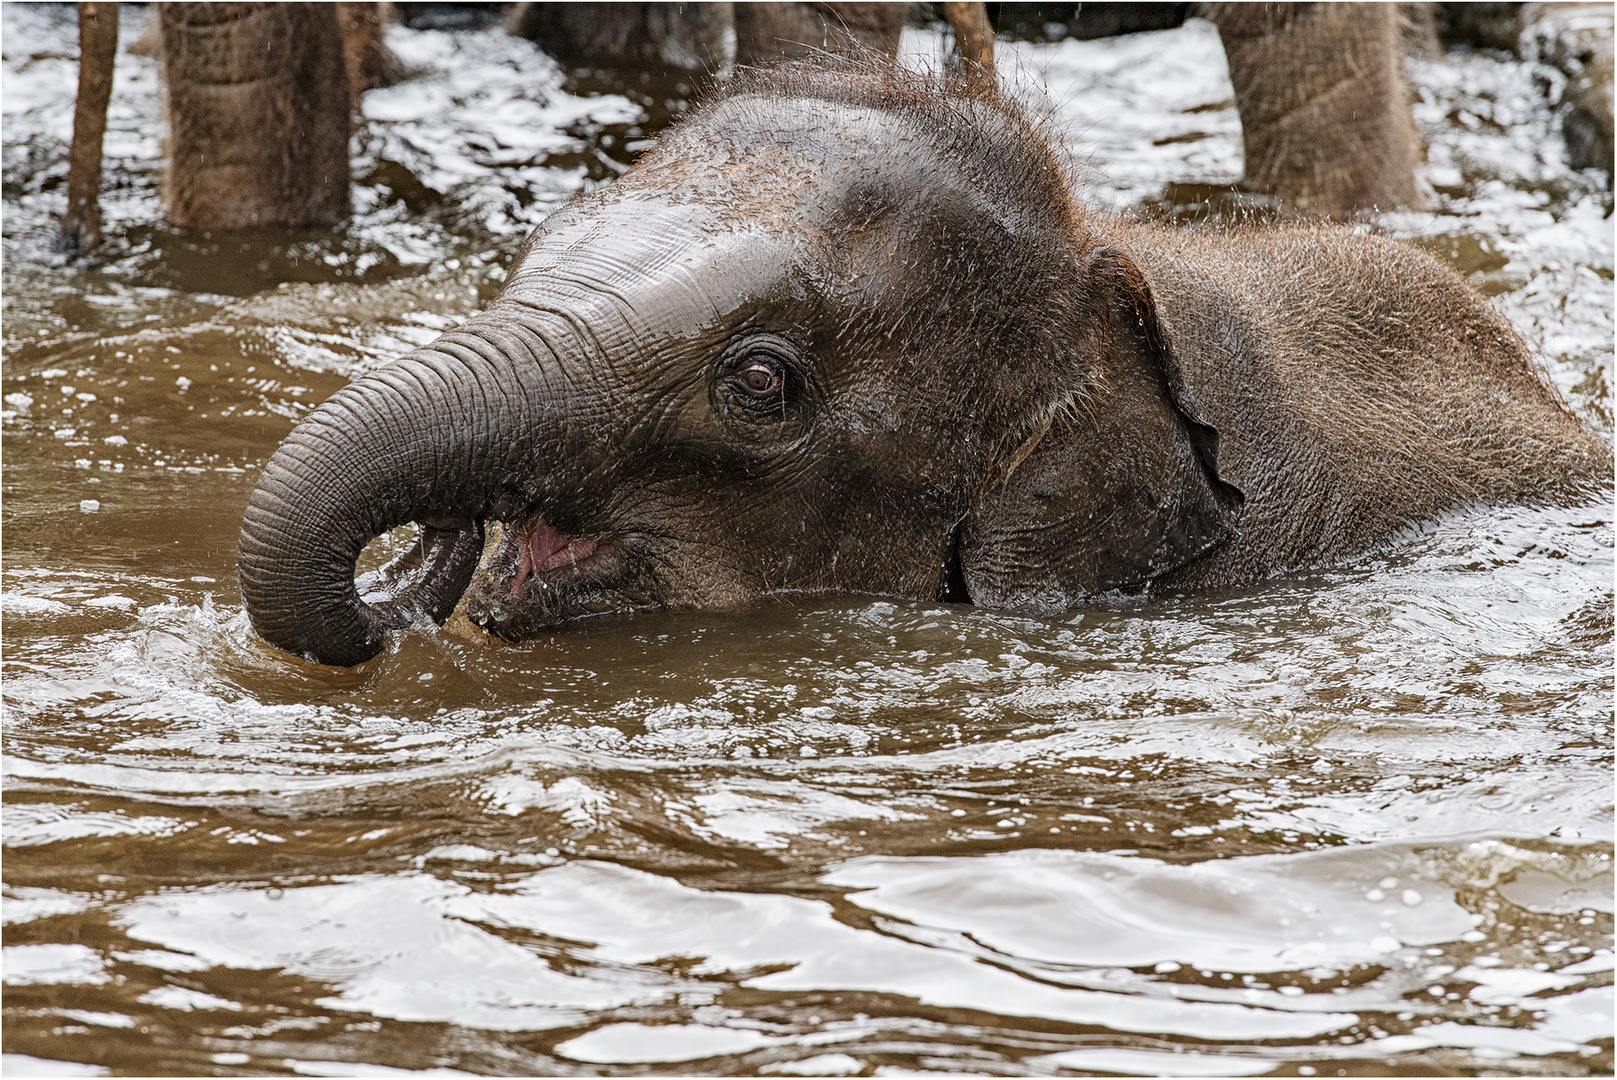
[238,64,1610,667]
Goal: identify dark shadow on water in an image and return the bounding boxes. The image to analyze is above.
[90,224,421,299]
[1143,181,1296,226]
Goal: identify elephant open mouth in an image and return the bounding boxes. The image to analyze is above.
[495,519,611,595]
[461,517,641,638]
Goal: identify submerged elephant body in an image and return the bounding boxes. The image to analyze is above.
[239,65,1609,667]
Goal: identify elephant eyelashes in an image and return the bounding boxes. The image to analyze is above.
[715,335,802,417]
[712,337,811,444]
[733,360,783,397]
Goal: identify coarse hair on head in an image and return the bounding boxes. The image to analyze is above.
[667,54,1093,246]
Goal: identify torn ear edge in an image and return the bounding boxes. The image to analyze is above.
[1089,245,1246,518]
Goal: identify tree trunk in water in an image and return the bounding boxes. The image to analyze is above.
[57,2,119,255]
[160,3,351,231]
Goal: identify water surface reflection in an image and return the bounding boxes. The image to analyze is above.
[3,7,1611,1076]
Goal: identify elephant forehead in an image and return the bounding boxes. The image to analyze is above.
[499,199,799,347]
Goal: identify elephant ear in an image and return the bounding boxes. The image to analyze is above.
[956,246,1244,613]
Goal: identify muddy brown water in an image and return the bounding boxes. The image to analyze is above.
[3,8,1612,1077]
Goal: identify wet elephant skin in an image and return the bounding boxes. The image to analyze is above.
[238,62,1612,667]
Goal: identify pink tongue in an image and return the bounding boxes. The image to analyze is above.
[509,521,598,595]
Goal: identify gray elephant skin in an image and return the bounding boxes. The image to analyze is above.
[238,64,1610,668]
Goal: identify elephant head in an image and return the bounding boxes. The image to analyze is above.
[239,65,1242,667]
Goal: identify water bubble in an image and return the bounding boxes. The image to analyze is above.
[79,499,99,513]
[1379,877,1399,889]
[1401,889,1424,906]
[1365,888,1386,902]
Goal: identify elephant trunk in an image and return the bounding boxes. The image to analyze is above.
[239,325,549,666]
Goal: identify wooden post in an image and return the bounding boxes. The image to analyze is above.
[943,1,996,97]
[57,2,119,255]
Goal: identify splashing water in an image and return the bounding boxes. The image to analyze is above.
[4,9,1611,1076]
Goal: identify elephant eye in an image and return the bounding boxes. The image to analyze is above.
[732,359,783,397]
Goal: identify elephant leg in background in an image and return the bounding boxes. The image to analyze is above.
[1520,2,1615,177]
[159,3,351,231]
[507,2,907,75]
[941,1,997,97]
[1399,1,1442,58]
[336,2,403,104]
[732,3,907,64]
[58,1,119,255]
[506,2,737,75]
[1207,2,1423,216]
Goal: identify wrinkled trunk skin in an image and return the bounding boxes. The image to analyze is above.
[1208,3,1422,216]
[160,3,351,231]
[239,325,552,667]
